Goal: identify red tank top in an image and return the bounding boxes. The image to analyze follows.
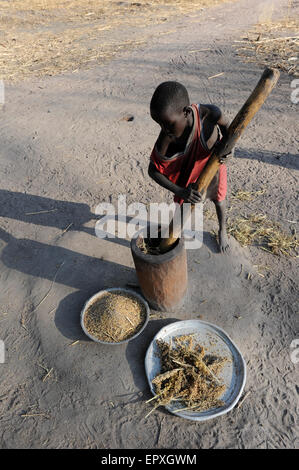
[150,103,227,203]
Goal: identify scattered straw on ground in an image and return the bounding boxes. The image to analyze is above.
[146,335,227,417]
[0,0,232,82]
[235,12,299,76]
[83,290,147,342]
[231,189,267,202]
[205,188,298,257]
[227,213,299,256]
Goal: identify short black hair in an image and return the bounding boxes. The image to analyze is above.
[150,81,190,116]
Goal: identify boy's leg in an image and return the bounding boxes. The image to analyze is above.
[212,199,230,253]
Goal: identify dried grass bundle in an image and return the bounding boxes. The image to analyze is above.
[146,335,228,417]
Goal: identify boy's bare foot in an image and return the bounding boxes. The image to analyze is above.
[212,199,230,253]
[218,228,230,254]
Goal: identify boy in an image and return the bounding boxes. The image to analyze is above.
[148,81,233,253]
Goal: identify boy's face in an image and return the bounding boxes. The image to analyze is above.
[151,106,191,140]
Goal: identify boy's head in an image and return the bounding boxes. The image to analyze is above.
[150,81,191,139]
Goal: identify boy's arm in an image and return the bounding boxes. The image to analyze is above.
[216,111,230,141]
[148,162,202,204]
[205,104,229,137]
[216,110,234,162]
[206,105,234,161]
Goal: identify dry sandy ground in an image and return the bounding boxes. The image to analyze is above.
[0,0,298,449]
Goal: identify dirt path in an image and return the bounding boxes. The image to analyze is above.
[0,0,298,449]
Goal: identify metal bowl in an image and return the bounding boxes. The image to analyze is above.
[80,287,150,345]
[145,319,246,421]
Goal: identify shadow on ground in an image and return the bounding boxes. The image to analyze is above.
[125,317,179,394]
[234,148,299,171]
